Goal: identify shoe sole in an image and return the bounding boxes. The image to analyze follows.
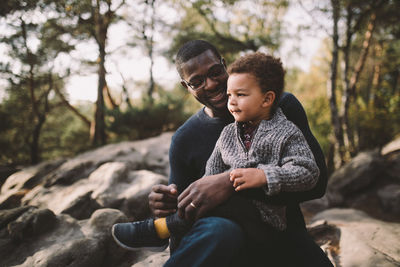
[111,224,168,252]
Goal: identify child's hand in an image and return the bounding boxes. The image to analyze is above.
[229,168,267,191]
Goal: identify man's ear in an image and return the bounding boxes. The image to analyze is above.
[222,58,227,68]
[262,91,276,107]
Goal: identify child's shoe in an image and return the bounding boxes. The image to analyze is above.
[111,218,168,252]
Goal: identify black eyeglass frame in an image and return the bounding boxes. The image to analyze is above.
[181,58,226,91]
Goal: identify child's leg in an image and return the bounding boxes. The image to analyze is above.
[111,212,191,251]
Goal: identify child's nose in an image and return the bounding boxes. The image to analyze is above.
[228,97,237,105]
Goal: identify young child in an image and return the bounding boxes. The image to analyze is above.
[111,52,319,251]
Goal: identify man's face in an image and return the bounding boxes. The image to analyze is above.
[180,50,229,116]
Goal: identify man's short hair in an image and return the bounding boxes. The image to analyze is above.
[227,52,285,111]
[175,40,222,77]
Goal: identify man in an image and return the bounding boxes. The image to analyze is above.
[149,40,332,266]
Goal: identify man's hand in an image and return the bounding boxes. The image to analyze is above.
[148,184,178,217]
[230,168,267,192]
[177,172,234,221]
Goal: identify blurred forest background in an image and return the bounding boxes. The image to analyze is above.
[0,0,399,174]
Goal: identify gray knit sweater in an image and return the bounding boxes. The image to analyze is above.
[204,108,319,230]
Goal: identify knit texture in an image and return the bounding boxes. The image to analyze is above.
[204,108,319,230]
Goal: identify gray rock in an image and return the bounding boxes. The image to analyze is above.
[8,207,57,242]
[131,249,170,267]
[1,159,65,193]
[0,159,65,209]
[327,150,384,205]
[0,206,31,229]
[384,151,400,181]
[312,208,400,267]
[18,237,106,267]
[41,132,172,188]
[22,164,167,220]
[377,184,400,213]
[61,191,102,220]
[381,136,400,156]
[0,208,133,267]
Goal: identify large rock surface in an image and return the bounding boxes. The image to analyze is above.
[310,208,400,267]
[1,133,172,267]
[302,139,400,223]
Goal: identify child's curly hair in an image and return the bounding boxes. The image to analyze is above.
[227,52,285,112]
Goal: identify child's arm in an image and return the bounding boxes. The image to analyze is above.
[279,92,327,202]
[230,168,266,191]
[258,131,319,196]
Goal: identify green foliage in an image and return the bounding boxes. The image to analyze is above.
[107,86,192,141]
[40,105,91,159]
[166,0,288,63]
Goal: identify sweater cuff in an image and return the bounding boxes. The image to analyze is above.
[262,168,281,196]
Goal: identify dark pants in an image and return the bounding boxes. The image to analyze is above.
[167,194,333,267]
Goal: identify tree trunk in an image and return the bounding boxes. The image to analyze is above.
[329,0,346,166]
[343,12,376,154]
[340,6,353,157]
[91,0,111,146]
[93,42,107,146]
[30,115,45,164]
[144,0,156,104]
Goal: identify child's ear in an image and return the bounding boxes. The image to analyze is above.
[262,91,275,107]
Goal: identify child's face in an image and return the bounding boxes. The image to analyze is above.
[227,73,272,123]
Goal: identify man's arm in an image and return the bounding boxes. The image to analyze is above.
[177,171,234,221]
[274,92,328,203]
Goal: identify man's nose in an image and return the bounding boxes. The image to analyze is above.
[203,76,218,90]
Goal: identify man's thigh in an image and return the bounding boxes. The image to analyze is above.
[165,217,245,267]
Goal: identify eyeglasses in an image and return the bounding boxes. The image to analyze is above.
[181,59,227,90]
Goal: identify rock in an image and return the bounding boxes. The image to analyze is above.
[8,207,57,242]
[377,184,400,213]
[83,209,132,266]
[327,150,384,205]
[131,249,170,267]
[0,159,65,209]
[311,208,400,267]
[85,208,128,236]
[41,132,172,188]
[383,151,400,181]
[381,136,400,156]
[1,159,65,193]
[19,237,105,267]
[0,165,19,189]
[328,150,383,196]
[61,191,102,220]
[0,206,31,229]
[22,163,167,220]
[0,208,135,267]
[300,195,330,223]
